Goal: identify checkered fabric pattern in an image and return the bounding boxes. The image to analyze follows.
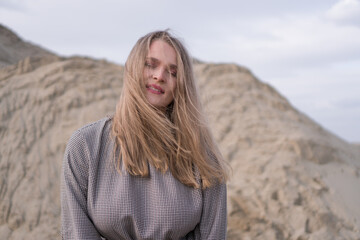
[61,117,227,239]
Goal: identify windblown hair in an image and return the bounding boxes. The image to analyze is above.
[112,30,228,188]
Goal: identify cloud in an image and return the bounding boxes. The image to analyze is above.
[326,0,360,26]
[334,99,360,109]
[0,0,26,11]
[192,13,360,82]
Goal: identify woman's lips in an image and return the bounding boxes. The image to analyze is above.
[146,84,164,94]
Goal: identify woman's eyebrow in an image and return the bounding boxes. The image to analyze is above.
[169,65,177,71]
[146,57,177,69]
[145,57,159,64]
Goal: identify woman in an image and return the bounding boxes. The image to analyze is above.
[61,30,229,239]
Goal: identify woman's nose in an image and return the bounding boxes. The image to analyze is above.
[153,68,167,81]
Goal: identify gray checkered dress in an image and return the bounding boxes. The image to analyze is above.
[61,117,227,239]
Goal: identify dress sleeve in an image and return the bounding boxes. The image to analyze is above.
[61,130,102,239]
[199,181,227,239]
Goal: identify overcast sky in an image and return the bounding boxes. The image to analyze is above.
[1,0,359,142]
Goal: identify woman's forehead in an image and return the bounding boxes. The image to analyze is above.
[147,40,177,67]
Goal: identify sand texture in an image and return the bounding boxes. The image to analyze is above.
[1,25,360,239]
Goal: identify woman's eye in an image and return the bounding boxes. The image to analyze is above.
[170,71,177,77]
[145,62,154,68]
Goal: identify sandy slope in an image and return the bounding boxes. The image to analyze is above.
[0,24,54,68]
[0,55,123,239]
[1,25,359,239]
[194,63,360,239]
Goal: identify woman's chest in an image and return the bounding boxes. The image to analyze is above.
[88,166,202,239]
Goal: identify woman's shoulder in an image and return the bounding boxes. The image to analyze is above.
[76,116,112,137]
[66,116,113,152]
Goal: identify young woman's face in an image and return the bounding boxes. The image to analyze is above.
[143,40,177,111]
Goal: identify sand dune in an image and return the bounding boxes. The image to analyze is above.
[0,25,359,239]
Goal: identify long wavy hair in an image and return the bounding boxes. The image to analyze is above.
[112,30,228,188]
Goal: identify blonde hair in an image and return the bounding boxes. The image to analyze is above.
[112,30,228,188]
